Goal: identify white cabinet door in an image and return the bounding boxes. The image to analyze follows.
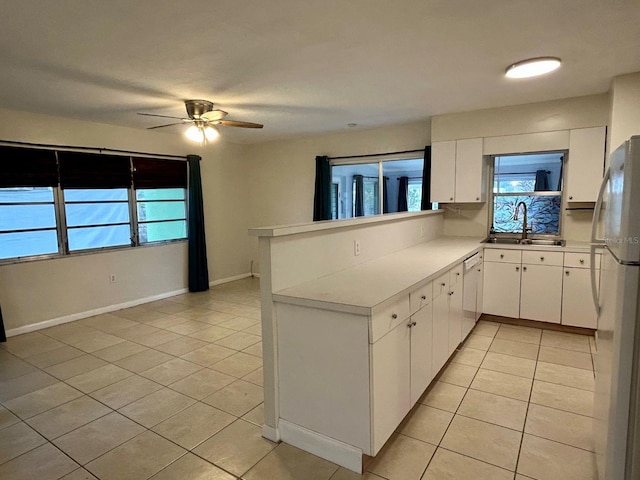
[432,293,449,375]
[448,283,463,355]
[371,321,411,454]
[483,261,521,318]
[476,257,484,321]
[562,267,599,328]
[520,264,563,323]
[430,141,456,203]
[410,304,433,406]
[455,138,485,203]
[567,126,606,202]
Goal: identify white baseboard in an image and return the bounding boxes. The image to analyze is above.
[261,424,280,443]
[279,419,363,474]
[209,272,257,286]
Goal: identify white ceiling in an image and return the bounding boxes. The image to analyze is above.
[0,0,638,144]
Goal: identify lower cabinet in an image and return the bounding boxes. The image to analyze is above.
[448,276,463,355]
[562,265,600,328]
[520,264,563,323]
[483,261,521,318]
[432,290,449,374]
[410,304,433,405]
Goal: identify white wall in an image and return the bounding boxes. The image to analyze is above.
[430,94,610,240]
[0,108,253,332]
[609,72,640,153]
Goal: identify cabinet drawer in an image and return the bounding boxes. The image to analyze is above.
[449,264,463,285]
[433,272,450,298]
[371,295,410,343]
[564,252,600,269]
[484,248,522,264]
[522,250,564,266]
[410,281,433,315]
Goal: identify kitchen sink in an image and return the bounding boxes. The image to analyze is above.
[484,237,566,247]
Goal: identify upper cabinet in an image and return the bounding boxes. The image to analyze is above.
[566,126,607,202]
[430,137,485,203]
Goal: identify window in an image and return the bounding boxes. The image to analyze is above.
[136,188,187,243]
[491,153,564,236]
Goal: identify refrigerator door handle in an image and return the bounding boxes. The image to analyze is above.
[590,166,610,316]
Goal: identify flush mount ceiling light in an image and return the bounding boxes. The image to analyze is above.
[505,57,561,79]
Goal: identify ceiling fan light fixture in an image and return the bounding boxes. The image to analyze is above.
[505,57,561,79]
[185,124,204,142]
[204,125,219,141]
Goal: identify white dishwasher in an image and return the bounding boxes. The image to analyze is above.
[462,252,481,339]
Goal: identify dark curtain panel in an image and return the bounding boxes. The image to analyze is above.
[383,176,389,214]
[557,157,564,191]
[133,157,187,189]
[312,156,332,221]
[0,305,5,342]
[398,176,409,212]
[0,146,58,187]
[58,152,131,189]
[421,146,433,210]
[353,175,364,217]
[187,155,209,292]
[534,169,551,191]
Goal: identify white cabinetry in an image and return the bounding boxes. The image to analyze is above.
[562,253,601,328]
[566,127,606,202]
[520,251,563,323]
[409,304,433,405]
[448,265,463,354]
[432,281,449,374]
[483,249,522,318]
[430,138,485,203]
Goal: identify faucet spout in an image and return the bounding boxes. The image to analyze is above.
[514,201,528,241]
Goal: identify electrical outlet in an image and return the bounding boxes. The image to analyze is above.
[110,274,117,284]
[354,240,361,256]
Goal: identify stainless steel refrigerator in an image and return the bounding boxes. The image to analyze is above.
[592,136,640,480]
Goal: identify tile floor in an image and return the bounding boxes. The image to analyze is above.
[0,278,599,480]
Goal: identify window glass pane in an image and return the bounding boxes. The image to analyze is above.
[0,187,54,203]
[136,188,185,201]
[407,182,423,212]
[331,163,378,219]
[0,205,56,231]
[493,153,563,194]
[65,202,130,227]
[382,158,423,214]
[137,201,185,222]
[0,230,58,259]
[139,220,186,243]
[68,224,131,251]
[493,195,561,235]
[64,189,128,201]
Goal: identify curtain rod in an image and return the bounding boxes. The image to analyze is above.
[498,170,551,175]
[328,148,424,161]
[397,176,422,180]
[0,139,187,160]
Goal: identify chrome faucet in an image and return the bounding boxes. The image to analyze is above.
[513,201,529,242]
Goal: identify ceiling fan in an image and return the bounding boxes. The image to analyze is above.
[138,99,263,143]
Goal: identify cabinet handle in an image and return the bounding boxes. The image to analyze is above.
[412,321,417,326]
[456,272,460,276]
[391,313,398,319]
[523,266,527,271]
[476,197,479,201]
[569,196,573,200]
[516,266,520,271]
[580,259,585,264]
[500,254,504,259]
[421,295,426,300]
[448,291,454,296]
[450,197,454,201]
[407,322,412,328]
[477,268,481,272]
[566,270,570,275]
[540,256,545,261]
[441,282,446,287]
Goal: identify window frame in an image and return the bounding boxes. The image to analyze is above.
[135,188,188,246]
[488,150,567,240]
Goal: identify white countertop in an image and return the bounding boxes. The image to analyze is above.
[273,236,483,315]
[483,239,592,252]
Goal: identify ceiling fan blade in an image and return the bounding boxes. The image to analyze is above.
[217,119,264,129]
[200,109,228,121]
[138,112,189,121]
[147,122,185,130]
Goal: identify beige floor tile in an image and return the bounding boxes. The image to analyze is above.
[464,334,493,350]
[210,351,263,378]
[244,442,339,480]
[65,331,125,353]
[0,404,20,429]
[66,364,134,393]
[480,351,536,378]
[41,323,94,342]
[26,395,111,440]
[154,336,209,356]
[530,380,594,416]
[451,347,486,367]
[243,323,263,337]
[0,421,47,464]
[495,325,542,345]
[243,366,264,386]
[24,345,85,369]
[458,388,528,431]
[114,323,163,341]
[398,404,453,444]
[164,319,212,335]
[489,338,539,359]
[217,316,259,331]
[420,381,467,412]
[0,355,38,382]
[169,368,236,399]
[133,329,183,348]
[202,379,263,416]
[149,453,235,480]
[79,313,138,333]
[152,402,235,449]
[438,363,478,387]
[180,343,237,366]
[145,301,191,315]
[329,467,387,479]
[193,419,277,477]
[85,430,186,480]
[139,358,202,385]
[91,341,148,362]
[90,374,163,409]
[540,330,591,353]
[118,387,195,428]
[368,433,436,480]
[538,345,593,370]
[470,369,533,401]
[589,336,597,353]
[422,447,514,480]
[472,321,500,337]
[44,355,108,380]
[525,403,594,451]
[441,415,522,471]
[195,311,237,325]
[59,468,98,479]
[3,333,65,358]
[191,325,236,342]
[4,382,83,419]
[117,309,168,323]
[0,370,59,402]
[53,412,146,465]
[0,443,78,480]
[243,341,263,358]
[534,361,595,391]
[242,403,264,426]
[517,434,597,480]
[142,314,190,330]
[175,307,214,320]
[114,349,173,373]
[214,331,262,351]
